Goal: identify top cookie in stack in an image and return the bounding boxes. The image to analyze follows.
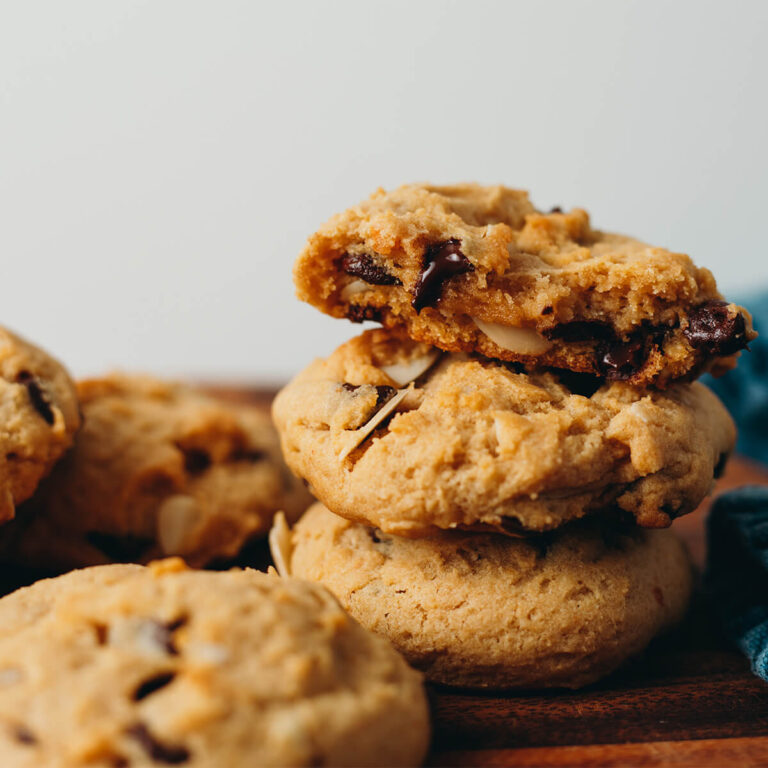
[294,183,754,388]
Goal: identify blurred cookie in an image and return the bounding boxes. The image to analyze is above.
[0,327,80,524]
[0,559,429,767]
[1,374,311,569]
[272,329,735,536]
[294,183,754,387]
[285,503,693,689]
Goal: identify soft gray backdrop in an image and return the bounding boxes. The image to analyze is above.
[1,0,765,381]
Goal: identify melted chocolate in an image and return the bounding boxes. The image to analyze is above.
[16,371,54,425]
[347,305,383,323]
[14,725,37,745]
[412,239,473,312]
[126,722,190,764]
[683,300,748,356]
[342,383,396,408]
[339,253,401,286]
[600,334,648,379]
[133,671,176,701]
[181,448,211,474]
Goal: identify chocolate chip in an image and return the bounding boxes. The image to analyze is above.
[126,723,190,764]
[181,449,211,474]
[367,527,383,544]
[92,622,109,645]
[549,206,563,213]
[412,239,473,312]
[229,446,265,463]
[598,325,669,381]
[342,384,396,408]
[85,532,154,563]
[13,725,36,745]
[347,305,384,323]
[683,300,748,356]
[152,617,187,655]
[133,671,176,701]
[16,371,54,425]
[339,254,402,286]
[541,306,553,315]
[600,334,647,379]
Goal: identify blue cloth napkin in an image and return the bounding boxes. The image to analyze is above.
[703,293,768,681]
[703,292,768,464]
[705,487,768,681]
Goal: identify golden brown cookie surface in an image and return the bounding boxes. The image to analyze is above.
[294,183,754,387]
[0,560,429,767]
[0,328,80,524]
[273,329,735,536]
[1,374,311,569]
[287,504,693,690]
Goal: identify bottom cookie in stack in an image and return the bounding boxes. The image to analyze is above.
[274,503,693,690]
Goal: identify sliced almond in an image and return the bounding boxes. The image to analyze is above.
[338,386,410,461]
[473,317,552,355]
[268,511,292,577]
[157,496,201,555]
[380,349,440,387]
[340,279,370,301]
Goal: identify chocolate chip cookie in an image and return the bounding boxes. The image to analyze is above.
[282,503,693,689]
[272,329,735,536]
[294,183,754,387]
[0,375,312,569]
[0,558,429,767]
[0,327,80,525]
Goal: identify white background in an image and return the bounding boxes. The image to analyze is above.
[1,0,766,382]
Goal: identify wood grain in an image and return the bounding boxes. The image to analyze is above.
[431,737,768,767]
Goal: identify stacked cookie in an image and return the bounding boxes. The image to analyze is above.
[272,183,753,688]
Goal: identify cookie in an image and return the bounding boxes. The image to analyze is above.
[283,503,693,689]
[0,328,80,524]
[0,375,312,569]
[0,559,429,767]
[272,329,735,536]
[294,183,754,387]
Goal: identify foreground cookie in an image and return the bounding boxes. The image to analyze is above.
[272,330,735,536]
[0,559,429,767]
[283,504,693,689]
[0,328,80,524]
[0,375,311,569]
[295,183,754,387]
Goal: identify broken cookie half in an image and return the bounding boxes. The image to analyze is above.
[294,183,755,387]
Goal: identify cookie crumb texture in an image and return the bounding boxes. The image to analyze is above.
[0,563,429,767]
[272,329,736,536]
[0,375,312,569]
[294,183,754,387]
[0,328,80,524]
[291,504,693,689]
